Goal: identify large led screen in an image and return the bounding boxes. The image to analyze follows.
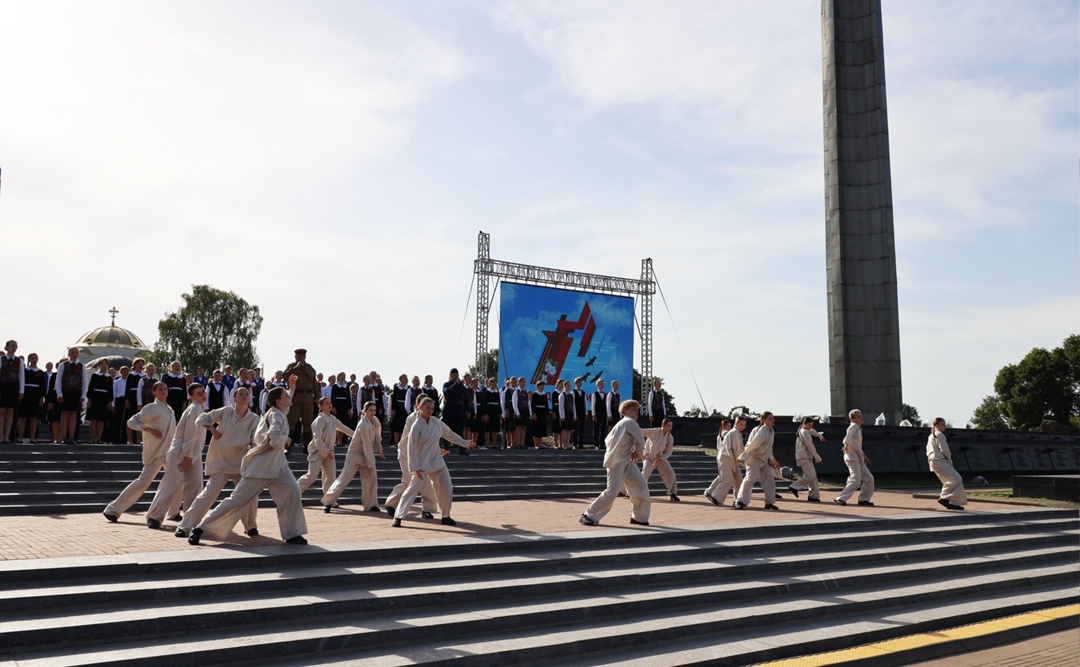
[498,282,634,392]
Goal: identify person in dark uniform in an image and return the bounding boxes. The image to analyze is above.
[501,377,516,449]
[86,358,114,444]
[389,373,410,445]
[530,381,550,448]
[572,377,587,449]
[55,347,88,445]
[462,374,476,443]
[251,368,265,414]
[441,368,469,455]
[193,368,208,388]
[0,340,24,444]
[512,376,530,447]
[592,378,608,449]
[329,372,354,443]
[125,358,147,444]
[645,377,667,428]
[18,353,45,443]
[282,348,318,454]
[421,375,440,418]
[162,361,188,422]
[221,366,236,392]
[45,361,60,444]
[481,377,502,448]
[607,380,622,432]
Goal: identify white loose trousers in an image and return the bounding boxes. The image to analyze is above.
[584,460,650,524]
[178,473,258,534]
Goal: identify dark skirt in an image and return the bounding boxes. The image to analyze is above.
[532,409,549,437]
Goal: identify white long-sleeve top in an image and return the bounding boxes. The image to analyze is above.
[926,429,952,463]
[512,388,530,418]
[843,423,865,463]
[113,375,128,400]
[397,411,419,461]
[795,427,824,464]
[54,359,89,399]
[135,375,158,407]
[166,401,205,464]
[739,425,774,463]
[644,390,666,417]
[241,407,291,479]
[349,415,384,468]
[310,413,351,462]
[126,399,177,464]
[201,381,234,409]
[405,414,469,473]
[717,427,744,463]
[195,406,258,476]
[0,354,25,393]
[642,427,673,461]
[601,416,646,469]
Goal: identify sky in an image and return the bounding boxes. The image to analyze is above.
[1,0,1077,426]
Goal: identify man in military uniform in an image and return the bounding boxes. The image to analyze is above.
[283,348,318,454]
[441,368,470,455]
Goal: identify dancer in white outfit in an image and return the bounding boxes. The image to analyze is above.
[580,400,651,527]
[640,418,679,501]
[834,409,875,506]
[391,396,474,527]
[322,401,385,512]
[189,384,308,545]
[145,383,206,528]
[174,386,260,538]
[788,416,826,502]
[384,405,438,520]
[103,383,176,521]
[298,397,351,497]
[735,412,779,510]
[927,417,966,510]
[704,417,744,507]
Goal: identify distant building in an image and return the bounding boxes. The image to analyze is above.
[75,308,152,369]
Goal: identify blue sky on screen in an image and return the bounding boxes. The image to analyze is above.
[0,1,1076,425]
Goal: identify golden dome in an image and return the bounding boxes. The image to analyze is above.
[77,325,148,350]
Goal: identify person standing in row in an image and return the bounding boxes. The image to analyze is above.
[0,340,25,444]
[501,378,517,449]
[641,418,679,502]
[189,383,308,545]
[175,385,260,538]
[606,380,622,432]
[125,358,146,444]
[834,409,875,506]
[530,381,549,449]
[298,397,350,499]
[441,368,469,455]
[580,400,651,527]
[927,417,966,510]
[322,401,385,513]
[704,417,743,507]
[391,395,475,528]
[103,382,177,522]
[282,349,318,455]
[19,353,45,444]
[480,377,502,448]
[162,361,188,422]
[788,416,826,502]
[137,363,159,412]
[86,358,114,444]
[512,376,530,448]
[55,347,88,445]
[110,366,130,444]
[645,378,667,428]
[591,379,608,449]
[389,374,410,446]
[572,377,587,449]
[735,412,779,510]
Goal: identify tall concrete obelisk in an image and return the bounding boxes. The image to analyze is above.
[822,0,903,423]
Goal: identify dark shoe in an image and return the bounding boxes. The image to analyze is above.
[788,487,800,499]
[147,518,161,530]
[421,511,434,520]
[833,498,847,506]
[579,514,597,526]
[669,494,680,502]
[246,528,259,537]
[857,500,875,507]
[441,517,457,526]
[705,493,719,507]
[103,512,119,523]
[367,506,381,513]
[385,505,395,516]
[629,517,650,526]
[187,528,202,545]
[941,500,964,510]
[169,514,182,522]
[775,494,783,501]
[174,528,188,538]
[392,518,402,527]
[807,497,821,503]
[948,503,965,511]
[285,535,308,545]
[323,505,332,513]
[458,449,470,456]
[764,503,780,511]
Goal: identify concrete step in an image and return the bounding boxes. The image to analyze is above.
[0,510,1075,665]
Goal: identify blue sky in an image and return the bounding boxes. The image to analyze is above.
[1,0,1076,425]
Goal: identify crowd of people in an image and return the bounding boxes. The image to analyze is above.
[1,340,967,545]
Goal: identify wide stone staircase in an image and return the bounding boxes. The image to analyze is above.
[0,442,729,516]
[0,508,1075,666]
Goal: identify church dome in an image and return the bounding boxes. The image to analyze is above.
[77,325,147,349]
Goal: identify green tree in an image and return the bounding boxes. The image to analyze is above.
[154,285,263,373]
[971,395,1009,430]
[901,403,921,425]
[468,349,499,380]
[632,368,677,416]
